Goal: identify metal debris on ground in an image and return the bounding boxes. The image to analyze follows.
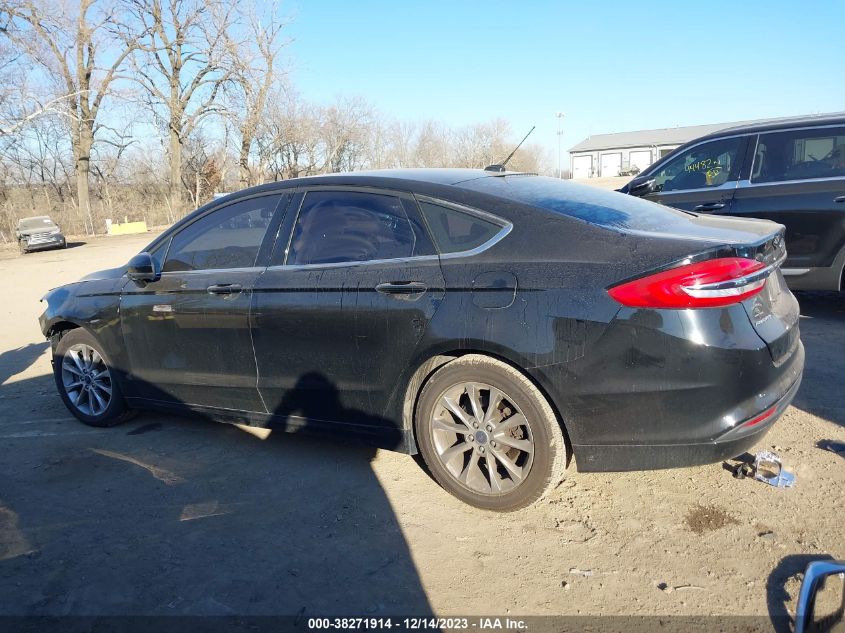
[729,451,795,488]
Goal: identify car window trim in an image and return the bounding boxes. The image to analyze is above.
[159,266,266,278]
[736,174,845,189]
[650,179,741,196]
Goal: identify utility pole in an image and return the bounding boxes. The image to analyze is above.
[555,112,566,178]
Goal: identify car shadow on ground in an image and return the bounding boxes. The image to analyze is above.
[0,342,48,386]
[766,553,838,633]
[0,366,434,617]
[791,292,845,429]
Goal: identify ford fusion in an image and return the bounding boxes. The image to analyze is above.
[39,169,804,510]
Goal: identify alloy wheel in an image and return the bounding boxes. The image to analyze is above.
[61,343,113,417]
[430,382,535,495]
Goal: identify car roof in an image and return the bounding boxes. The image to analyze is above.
[19,215,53,222]
[204,168,534,208]
[695,112,845,141]
[269,168,530,187]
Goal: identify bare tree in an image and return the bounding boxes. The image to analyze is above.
[0,0,144,233]
[223,4,288,189]
[126,0,235,216]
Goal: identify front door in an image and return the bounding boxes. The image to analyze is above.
[642,135,748,213]
[251,188,445,439]
[120,193,285,412]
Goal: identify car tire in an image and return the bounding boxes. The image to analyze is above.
[18,240,27,254]
[52,328,134,427]
[414,354,568,511]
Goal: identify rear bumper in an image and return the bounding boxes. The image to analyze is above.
[530,299,805,472]
[572,362,802,471]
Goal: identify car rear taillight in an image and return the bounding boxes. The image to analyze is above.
[608,257,769,309]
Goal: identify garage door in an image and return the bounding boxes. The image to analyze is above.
[628,150,653,173]
[572,155,593,179]
[600,153,622,177]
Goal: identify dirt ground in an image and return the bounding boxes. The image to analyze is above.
[0,233,843,627]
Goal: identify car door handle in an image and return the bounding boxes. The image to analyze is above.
[207,283,243,295]
[375,281,428,295]
[693,202,726,211]
[834,195,845,203]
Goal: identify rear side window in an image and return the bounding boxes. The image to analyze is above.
[162,195,280,272]
[752,126,845,183]
[287,191,434,265]
[652,137,743,192]
[417,201,504,254]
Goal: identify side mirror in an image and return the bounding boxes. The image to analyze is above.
[127,252,160,284]
[629,178,656,197]
[796,560,845,633]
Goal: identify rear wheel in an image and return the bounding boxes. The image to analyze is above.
[53,329,134,427]
[414,355,568,511]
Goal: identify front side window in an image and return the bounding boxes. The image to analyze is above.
[287,191,434,265]
[752,126,845,183]
[652,137,743,192]
[162,195,281,273]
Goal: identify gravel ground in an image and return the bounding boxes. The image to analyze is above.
[0,233,842,627]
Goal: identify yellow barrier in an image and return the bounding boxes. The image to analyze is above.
[108,221,148,236]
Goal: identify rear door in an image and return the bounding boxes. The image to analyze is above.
[729,125,845,270]
[251,188,445,435]
[120,193,287,412]
[641,135,748,212]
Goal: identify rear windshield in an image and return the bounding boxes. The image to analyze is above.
[19,217,57,230]
[458,175,695,233]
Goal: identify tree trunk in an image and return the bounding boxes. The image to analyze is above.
[76,129,93,235]
[238,134,251,189]
[169,121,182,217]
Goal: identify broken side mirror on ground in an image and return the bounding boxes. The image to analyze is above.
[796,560,845,633]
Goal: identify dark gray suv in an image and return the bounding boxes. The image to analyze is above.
[16,215,67,253]
[620,114,845,291]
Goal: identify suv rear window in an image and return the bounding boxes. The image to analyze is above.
[458,175,695,233]
[752,126,845,183]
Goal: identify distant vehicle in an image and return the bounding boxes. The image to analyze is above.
[40,170,802,511]
[16,216,67,253]
[619,113,845,291]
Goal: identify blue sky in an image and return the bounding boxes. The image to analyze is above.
[281,0,844,169]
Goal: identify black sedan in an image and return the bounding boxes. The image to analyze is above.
[39,169,804,510]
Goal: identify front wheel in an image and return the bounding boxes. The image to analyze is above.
[53,328,134,427]
[414,355,568,511]
[18,239,27,254]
